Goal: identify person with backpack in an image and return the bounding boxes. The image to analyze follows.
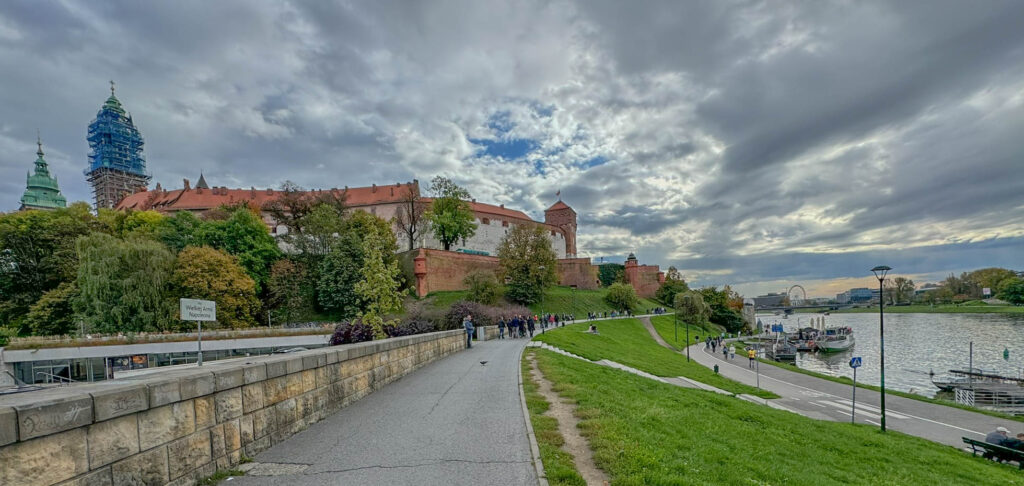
[498,317,506,339]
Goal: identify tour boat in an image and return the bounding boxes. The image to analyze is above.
[814,326,854,353]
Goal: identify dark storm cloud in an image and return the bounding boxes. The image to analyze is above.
[1,0,1021,293]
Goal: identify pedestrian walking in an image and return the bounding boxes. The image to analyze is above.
[463,315,474,349]
[722,345,728,360]
[527,316,536,337]
[747,348,756,368]
[518,316,526,338]
[498,317,506,339]
[729,345,736,360]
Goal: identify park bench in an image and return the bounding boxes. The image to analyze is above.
[963,437,1024,469]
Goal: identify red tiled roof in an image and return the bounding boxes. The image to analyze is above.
[420,198,533,222]
[545,200,573,212]
[116,182,417,212]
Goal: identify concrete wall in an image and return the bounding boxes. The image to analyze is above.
[0,330,464,486]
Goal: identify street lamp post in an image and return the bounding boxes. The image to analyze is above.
[685,315,690,362]
[871,265,891,432]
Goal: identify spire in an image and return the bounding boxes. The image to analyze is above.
[110,79,116,96]
[196,171,209,189]
[21,132,66,210]
[36,129,43,158]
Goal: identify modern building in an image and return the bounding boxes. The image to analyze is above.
[753,293,787,308]
[85,82,150,209]
[19,135,67,210]
[848,287,873,302]
[836,292,851,304]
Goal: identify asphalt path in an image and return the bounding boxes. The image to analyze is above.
[233,337,537,486]
[686,336,1022,448]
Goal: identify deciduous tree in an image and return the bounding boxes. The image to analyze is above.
[675,290,710,329]
[25,282,79,336]
[497,223,557,305]
[605,282,639,311]
[172,246,260,329]
[74,233,176,333]
[464,271,501,305]
[426,176,476,251]
[267,259,308,325]
[655,266,689,305]
[196,207,281,292]
[354,229,405,338]
[395,183,427,251]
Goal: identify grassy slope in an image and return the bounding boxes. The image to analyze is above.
[533,318,776,398]
[529,349,1024,485]
[425,286,663,315]
[649,314,726,349]
[794,304,1024,314]
[521,357,586,485]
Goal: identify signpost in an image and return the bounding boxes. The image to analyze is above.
[180,298,216,366]
[849,356,862,423]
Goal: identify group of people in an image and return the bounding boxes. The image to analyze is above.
[985,426,1024,451]
[497,314,573,339]
[587,310,630,319]
[646,307,669,315]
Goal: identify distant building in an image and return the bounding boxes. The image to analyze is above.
[19,135,67,210]
[85,82,150,209]
[848,287,873,302]
[753,293,787,308]
[836,292,850,304]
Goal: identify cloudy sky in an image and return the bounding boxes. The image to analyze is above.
[1,1,1022,297]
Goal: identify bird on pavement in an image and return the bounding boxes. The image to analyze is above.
[480,361,488,366]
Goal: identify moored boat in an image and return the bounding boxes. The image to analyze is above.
[815,326,854,353]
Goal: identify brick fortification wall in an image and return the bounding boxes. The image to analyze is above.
[632,265,663,298]
[557,258,600,290]
[0,330,464,486]
[403,249,601,297]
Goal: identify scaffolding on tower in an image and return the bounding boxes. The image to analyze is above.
[84,81,150,209]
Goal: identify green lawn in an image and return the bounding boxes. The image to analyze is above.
[528,349,1024,485]
[795,304,1024,314]
[533,318,776,398]
[521,357,586,485]
[649,314,727,349]
[424,286,664,315]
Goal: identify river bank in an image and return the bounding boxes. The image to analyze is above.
[794,303,1024,314]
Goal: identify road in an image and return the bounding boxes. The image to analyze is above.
[685,335,1021,448]
[233,337,537,486]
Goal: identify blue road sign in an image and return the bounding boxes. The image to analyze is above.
[849,357,862,368]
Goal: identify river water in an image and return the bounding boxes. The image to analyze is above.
[757,312,1024,397]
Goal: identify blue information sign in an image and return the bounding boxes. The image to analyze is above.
[849,357,862,368]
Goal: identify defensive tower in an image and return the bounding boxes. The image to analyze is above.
[85,81,149,209]
[544,198,577,257]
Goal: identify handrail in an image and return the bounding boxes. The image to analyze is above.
[34,371,76,386]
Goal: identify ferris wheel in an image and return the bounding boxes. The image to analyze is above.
[787,285,807,305]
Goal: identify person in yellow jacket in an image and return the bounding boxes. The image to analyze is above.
[747,348,756,368]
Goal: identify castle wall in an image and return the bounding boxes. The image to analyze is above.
[631,265,663,299]
[415,218,567,259]
[557,258,600,290]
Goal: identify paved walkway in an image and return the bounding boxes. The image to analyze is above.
[661,324,1021,449]
[233,337,536,486]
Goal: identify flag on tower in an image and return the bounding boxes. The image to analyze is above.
[556,189,561,199]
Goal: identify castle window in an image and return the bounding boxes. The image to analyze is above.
[482,218,490,225]
[502,220,509,227]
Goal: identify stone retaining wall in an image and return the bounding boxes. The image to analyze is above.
[0,330,464,486]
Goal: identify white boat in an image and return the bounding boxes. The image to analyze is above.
[815,326,854,353]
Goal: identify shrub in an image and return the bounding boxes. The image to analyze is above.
[464,271,501,305]
[384,319,437,337]
[605,282,639,311]
[329,319,376,345]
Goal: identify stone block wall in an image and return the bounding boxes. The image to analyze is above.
[0,330,464,486]
[557,258,600,290]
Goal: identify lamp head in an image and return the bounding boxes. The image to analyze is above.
[871,265,892,281]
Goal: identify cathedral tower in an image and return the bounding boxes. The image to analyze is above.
[85,81,149,209]
[20,134,67,210]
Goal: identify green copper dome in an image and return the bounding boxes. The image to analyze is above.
[20,135,67,210]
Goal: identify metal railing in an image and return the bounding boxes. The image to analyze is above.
[34,371,76,386]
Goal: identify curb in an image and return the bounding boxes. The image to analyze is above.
[518,343,549,486]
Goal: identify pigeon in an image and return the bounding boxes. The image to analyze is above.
[480,361,488,366]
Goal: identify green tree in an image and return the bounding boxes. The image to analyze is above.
[354,229,405,338]
[172,246,260,329]
[317,232,366,317]
[605,282,639,311]
[426,176,476,251]
[155,211,204,252]
[25,282,79,336]
[196,207,281,292]
[497,223,558,305]
[0,202,96,331]
[698,286,745,333]
[297,203,346,257]
[267,259,309,325]
[998,278,1024,305]
[674,290,710,330]
[74,233,176,333]
[968,268,1018,296]
[464,271,501,305]
[889,277,915,304]
[597,263,625,287]
[655,266,689,305]
[120,210,166,239]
